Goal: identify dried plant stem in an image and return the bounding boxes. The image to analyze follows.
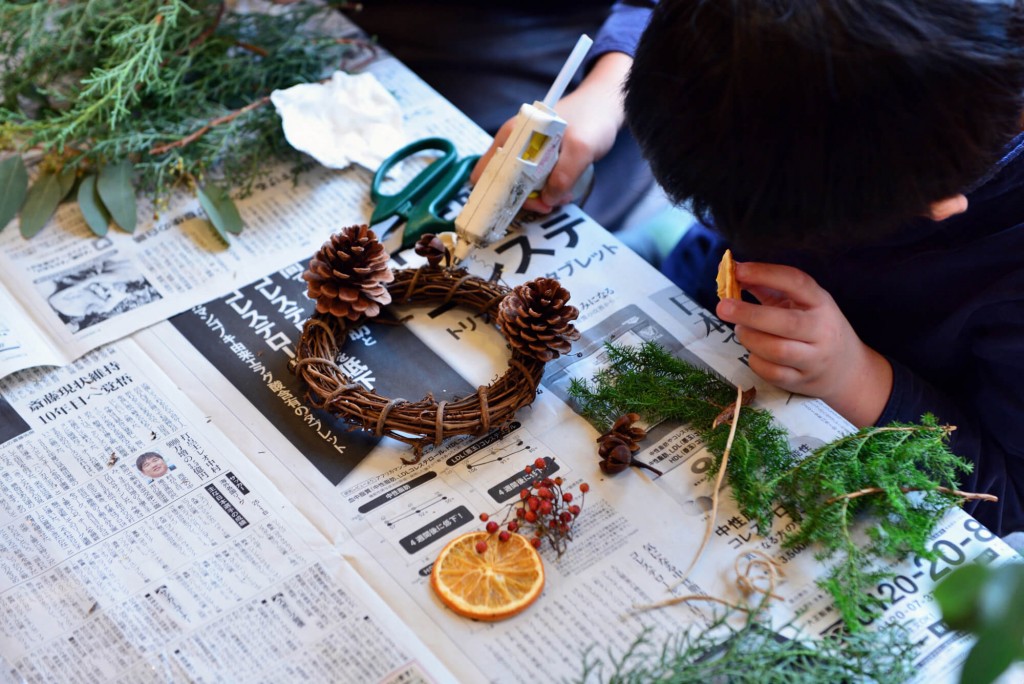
[632,593,749,614]
[669,384,744,591]
[634,548,779,614]
[147,38,378,157]
[149,96,271,155]
[826,485,997,505]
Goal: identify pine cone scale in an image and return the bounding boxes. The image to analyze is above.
[497,277,580,362]
[304,225,394,321]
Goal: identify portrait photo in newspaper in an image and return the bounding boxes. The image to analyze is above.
[135,450,177,481]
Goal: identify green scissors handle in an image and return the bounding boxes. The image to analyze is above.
[370,137,479,249]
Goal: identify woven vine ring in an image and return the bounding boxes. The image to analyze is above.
[292,227,581,464]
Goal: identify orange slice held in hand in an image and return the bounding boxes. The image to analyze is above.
[716,248,741,301]
[430,530,545,621]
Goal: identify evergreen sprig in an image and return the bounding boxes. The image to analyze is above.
[568,342,793,533]
[0,0,362,240]
[574,610,920,684]
[568,341,974,628]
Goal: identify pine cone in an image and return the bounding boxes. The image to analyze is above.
[597,413,661,476]
[497,277,580,362]
[303,225,394,320]
[414,233,448,268]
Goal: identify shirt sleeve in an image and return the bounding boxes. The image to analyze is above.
[590,1,658,64]
[878,304,1024,536]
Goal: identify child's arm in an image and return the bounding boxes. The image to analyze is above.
[471,52,633,214]
[714,260,893,427]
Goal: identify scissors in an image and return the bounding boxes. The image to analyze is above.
[370,137,479,253]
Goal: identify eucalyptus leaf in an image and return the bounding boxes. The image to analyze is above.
[77,174,110,237]
[197,183,243,238]
[20,171,63,238]
[97,160,137,232]
[940,563,1024,684]
[935,563,988,630]
[961,623,1021,684]
[0,156,28,231]
[57,167,77,200]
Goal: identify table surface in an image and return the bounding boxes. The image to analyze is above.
[0,15,1016,684]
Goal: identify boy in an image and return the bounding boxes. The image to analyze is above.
[624,0,1024,535]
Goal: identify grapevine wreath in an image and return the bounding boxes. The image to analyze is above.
[292,225,581,463]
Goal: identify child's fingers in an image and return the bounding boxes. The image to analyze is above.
[734,262,825,308]
[734,325,813,369]
[746,353,803,389]
[718,298,818,343]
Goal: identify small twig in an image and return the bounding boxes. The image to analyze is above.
[186,2,225,52]
[149,95,270,155]
[825,485,998,506]
[148,36,380,157]
[669,384,745,591]
[234,41,269,57]
[632,593,749,614]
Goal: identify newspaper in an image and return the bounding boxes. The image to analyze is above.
[0,19,490,381]
[0,340,455,682]
[1,14,1020,684]
[133,203,1020,683]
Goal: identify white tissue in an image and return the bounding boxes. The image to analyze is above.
[270,71,406,170]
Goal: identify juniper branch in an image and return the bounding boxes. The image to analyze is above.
[574,611,920,684]
[1,0,360,202]
[568,342,982,629]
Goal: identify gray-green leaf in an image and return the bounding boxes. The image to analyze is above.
[197,183,243,240]
[57,167,77,200]
[77,175,110,237]
[97,160,137,233]
[20,172,63,238]
[0,156,28,232]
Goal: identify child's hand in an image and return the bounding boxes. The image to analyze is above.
[715,261,893,427]
[471,53,629,214]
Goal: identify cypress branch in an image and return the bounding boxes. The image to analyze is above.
[575,611,920,684]
[1,0,367,237]
[568,341,980,629]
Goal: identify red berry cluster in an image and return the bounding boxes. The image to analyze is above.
[477,458,589,557]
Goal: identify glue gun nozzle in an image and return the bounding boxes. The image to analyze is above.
[451,238,474,265]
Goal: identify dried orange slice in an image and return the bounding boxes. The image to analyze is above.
[430,530,544,621]
[716,248,741,301]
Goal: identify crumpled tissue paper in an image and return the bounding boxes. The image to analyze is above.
[270,71,406,170]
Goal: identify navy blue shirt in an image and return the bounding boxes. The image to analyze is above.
[663,135,1024,535]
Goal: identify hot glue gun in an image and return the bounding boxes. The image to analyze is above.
[452,34,593,263]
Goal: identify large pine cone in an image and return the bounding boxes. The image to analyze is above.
[497,277,580,362]
[303,225,394,320]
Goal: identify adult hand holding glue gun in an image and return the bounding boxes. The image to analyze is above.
[454,34,607,262]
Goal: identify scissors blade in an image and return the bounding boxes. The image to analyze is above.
[372,215,407,255]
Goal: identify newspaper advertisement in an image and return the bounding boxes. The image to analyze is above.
[136,203,1020,683]
[0,340,456,683]
[0,35,491,382]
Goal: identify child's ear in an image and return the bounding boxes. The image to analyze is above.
[926,194,969,222]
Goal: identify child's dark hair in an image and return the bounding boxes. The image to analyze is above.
[625,0,1024,249]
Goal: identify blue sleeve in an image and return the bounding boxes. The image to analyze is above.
[590,1,658,65]
[878,307,1024,536]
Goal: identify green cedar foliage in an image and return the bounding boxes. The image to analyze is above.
[0,0,358,239]
[575,611,920,684]
[568,342,973,628]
